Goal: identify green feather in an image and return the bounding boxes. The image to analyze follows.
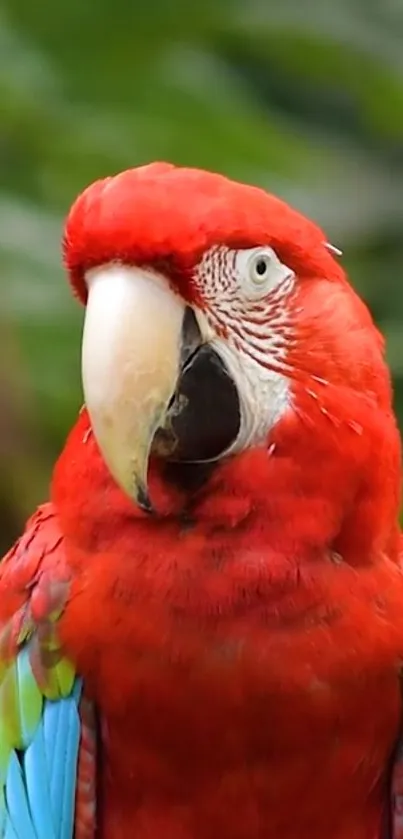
[16,648,43,747]
[0,597,76,816]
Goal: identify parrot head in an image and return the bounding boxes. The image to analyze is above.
[63,162,400,545]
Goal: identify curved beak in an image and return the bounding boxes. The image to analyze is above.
[82,264,185,511]
[82,263,241,513]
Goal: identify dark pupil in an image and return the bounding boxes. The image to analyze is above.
[255,258,268,276]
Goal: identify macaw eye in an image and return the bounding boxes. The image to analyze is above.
[237,247,294,299]
[250,254,271,284]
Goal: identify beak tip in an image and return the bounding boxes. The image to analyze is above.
[136,482,154,515]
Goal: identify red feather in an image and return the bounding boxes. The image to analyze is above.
[63,163,344,306]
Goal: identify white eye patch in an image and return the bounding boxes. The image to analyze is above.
[236,246,294,300]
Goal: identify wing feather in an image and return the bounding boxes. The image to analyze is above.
[0,505,96,839]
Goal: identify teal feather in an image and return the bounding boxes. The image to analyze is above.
[4,820,18,839]
[23,711,61,838]
[4,754,36,839]
[58,693,81,839]
[45,683,82,839]
[0,664,83,839]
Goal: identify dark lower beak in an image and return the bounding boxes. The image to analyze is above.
[153,306,240,464]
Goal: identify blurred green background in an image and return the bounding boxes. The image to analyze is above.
[2,0,403,552]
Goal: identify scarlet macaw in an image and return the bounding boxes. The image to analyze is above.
[1,162,403,838]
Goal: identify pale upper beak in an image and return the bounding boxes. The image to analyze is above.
[82,264,186,510]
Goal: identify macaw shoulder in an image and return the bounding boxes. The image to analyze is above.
[0,503,68,622]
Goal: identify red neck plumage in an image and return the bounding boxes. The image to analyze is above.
[52,382,401,571]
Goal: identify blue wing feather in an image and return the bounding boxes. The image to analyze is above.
[43,698,60,801]
[24,716,56,838]
[59,699,81,839]
[5,754,37,839]
[4,818,19,839]
[1,677,83,839]
[50,683,82,839]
